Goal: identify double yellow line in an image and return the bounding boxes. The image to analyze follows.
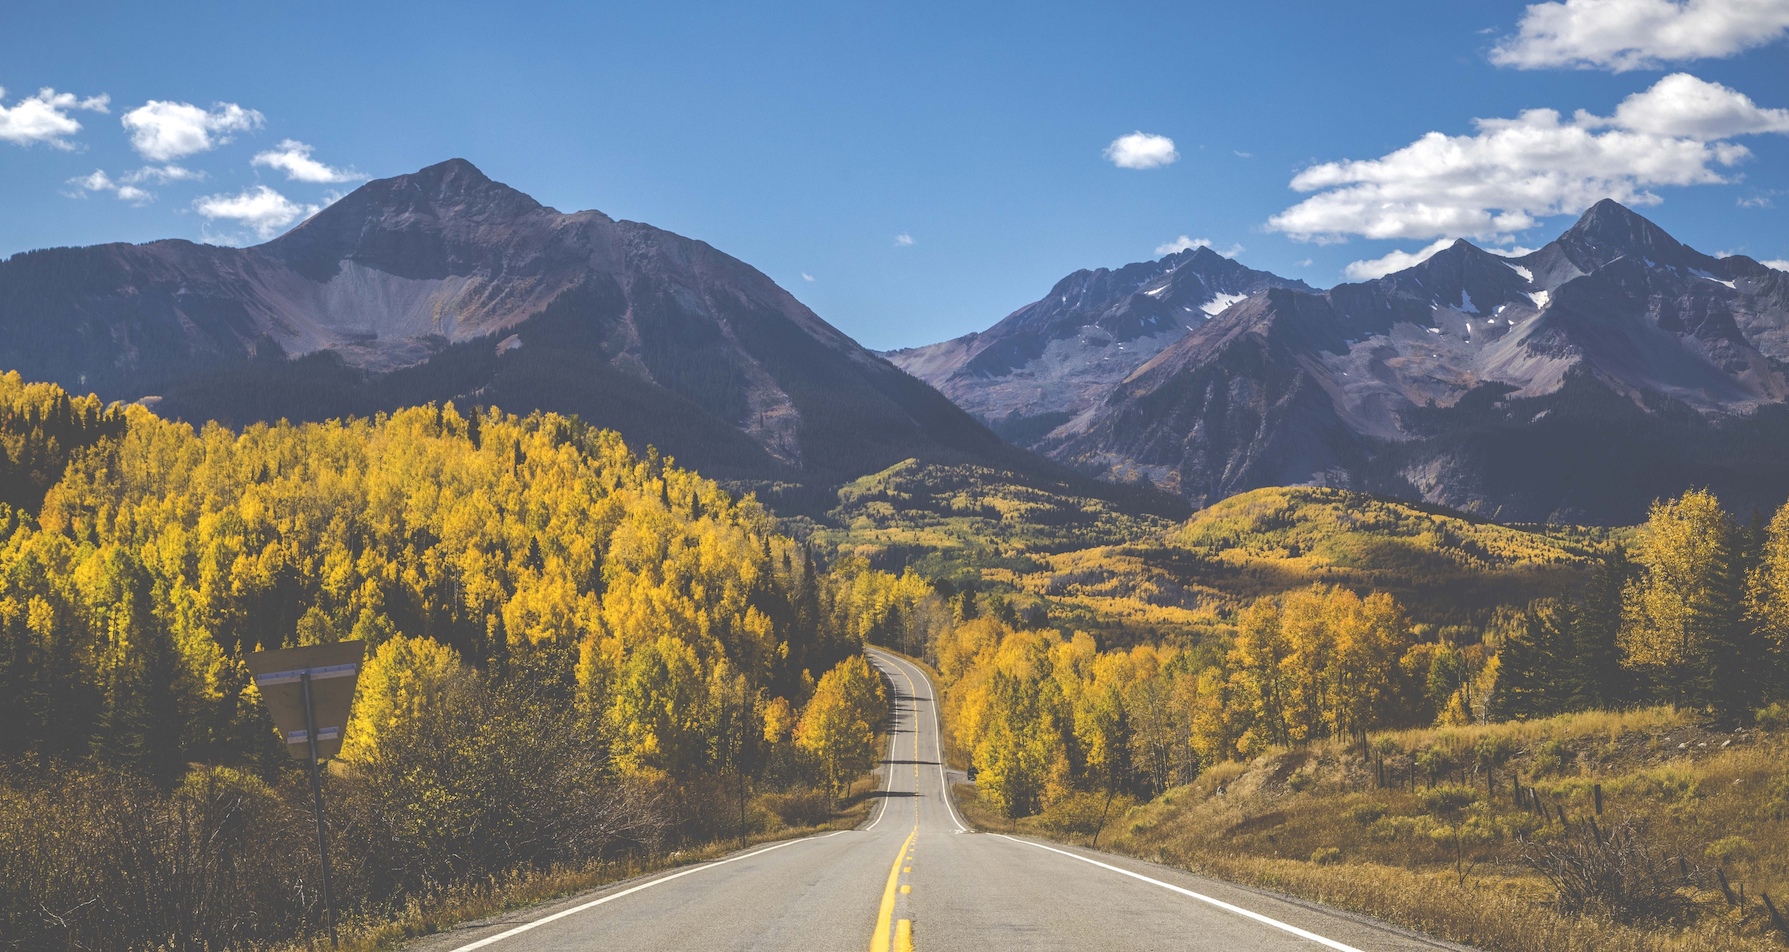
[870,826,917,952]
[871,653,928,952]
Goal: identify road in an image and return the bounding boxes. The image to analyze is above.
[410,649,1470,951]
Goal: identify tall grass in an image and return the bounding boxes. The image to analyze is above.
[964,705,1789,951]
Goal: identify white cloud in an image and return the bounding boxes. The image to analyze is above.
[1764,259,1789,271]
[1601,73,1789,137]
[0,87,109,148]
[122,164,204,185]
[1492,0,1789,71]
[1268,73,1785,244]
[1156,235,1213,255]
[65,169,152,205]
[894,233,915,247]
[801,272,817,282]
[1487,244,1541,257]
[1234,150,1254,158]
[122,100,263,161]
[1343,239,1457,280]
[1104,131,1179,169]
[1739,195,1774,207]
[1155,235,1242,258]
[193,185,317,241]
[251,139,365,183]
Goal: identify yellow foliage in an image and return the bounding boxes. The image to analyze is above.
[341,634,464,764]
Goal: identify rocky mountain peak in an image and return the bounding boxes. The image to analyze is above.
[259,158,561,280]
[1555,199,1691,271]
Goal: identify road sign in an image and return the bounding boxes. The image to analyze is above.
[245,641,364,761]
[246,640,364,949]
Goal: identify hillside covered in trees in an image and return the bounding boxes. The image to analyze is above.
[5,363,1789,951]
[0,372,898,950]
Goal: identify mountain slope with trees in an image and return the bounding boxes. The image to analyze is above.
[0,373,906,949]
[0,160,1132,516]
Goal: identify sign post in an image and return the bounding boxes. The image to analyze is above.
[245,641,365,949]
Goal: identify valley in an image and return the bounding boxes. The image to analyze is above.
[1,162,1787,952]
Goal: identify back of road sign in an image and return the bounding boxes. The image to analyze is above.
[245,641,365,761]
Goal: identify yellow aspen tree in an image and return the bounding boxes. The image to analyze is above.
[340,633,464,764]
[796,658,878,806]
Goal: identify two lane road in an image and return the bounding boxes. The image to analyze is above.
[411,650,1466,951]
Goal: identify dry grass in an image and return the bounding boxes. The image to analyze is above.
[958,706,1789,951]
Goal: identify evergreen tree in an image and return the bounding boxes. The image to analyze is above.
[1566,548,1632,710]
[1492,605,1566,720]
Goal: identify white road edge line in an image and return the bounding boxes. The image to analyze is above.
[882,652,968,833]
[862,661,905,832]
[992,835,1365,952]
[443,831,846,952]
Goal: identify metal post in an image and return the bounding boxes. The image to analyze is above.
[302,672,340,949]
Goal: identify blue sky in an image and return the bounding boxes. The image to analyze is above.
[3,0,1787,350]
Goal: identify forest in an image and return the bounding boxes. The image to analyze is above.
[6,365,1789,950]
[0,372,891,950]
[919,486,1789,829]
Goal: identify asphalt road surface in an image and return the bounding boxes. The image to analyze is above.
[409,649,1472,951]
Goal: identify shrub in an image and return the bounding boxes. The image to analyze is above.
[1531,739,1571,777]
[1310,846,1343,865]
[1347,802,1388,825]
[1040,790,1128,838]
[0,765,311,951]
[1703,835,1752,866]
[1755,702,1789,731]
[758,788,832,829]
[1521,818,1702,924]
[1420,785,1479,816]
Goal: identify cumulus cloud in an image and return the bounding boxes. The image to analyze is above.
[0,87,109,148]
[801,272,816,282]
[1104,131,1179,169]
[194,185,317,242]
[1601,73,1789,137]
[123,100,263,161]
[1155,235,1243,258]
[1267,73,1785,244]
[1492,0,1789,71]
[894,233,915,247]
[1764,259,1789,271]
[1343,239,1457,280]
[65,169,151,204]
[251,139,365,183]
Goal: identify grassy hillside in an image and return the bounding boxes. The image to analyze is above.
[856,484,1612,644]
[808,458,1180,567]
[958,706,1789,952]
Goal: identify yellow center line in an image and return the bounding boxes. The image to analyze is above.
[869,827,918,952]
[895,919,914,952]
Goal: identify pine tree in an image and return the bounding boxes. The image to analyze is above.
[1699,517,1766,725]
[1566,548,1631,710]
[1492,605,1565,720]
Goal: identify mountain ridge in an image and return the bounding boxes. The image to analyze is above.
[886,245,1312,441]
[905,200,1789,523]
[0,159,1182,518]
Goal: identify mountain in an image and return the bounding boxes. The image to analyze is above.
[0,159,1162,515]
[886,246,1311,445]
[933,201,1789,524]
